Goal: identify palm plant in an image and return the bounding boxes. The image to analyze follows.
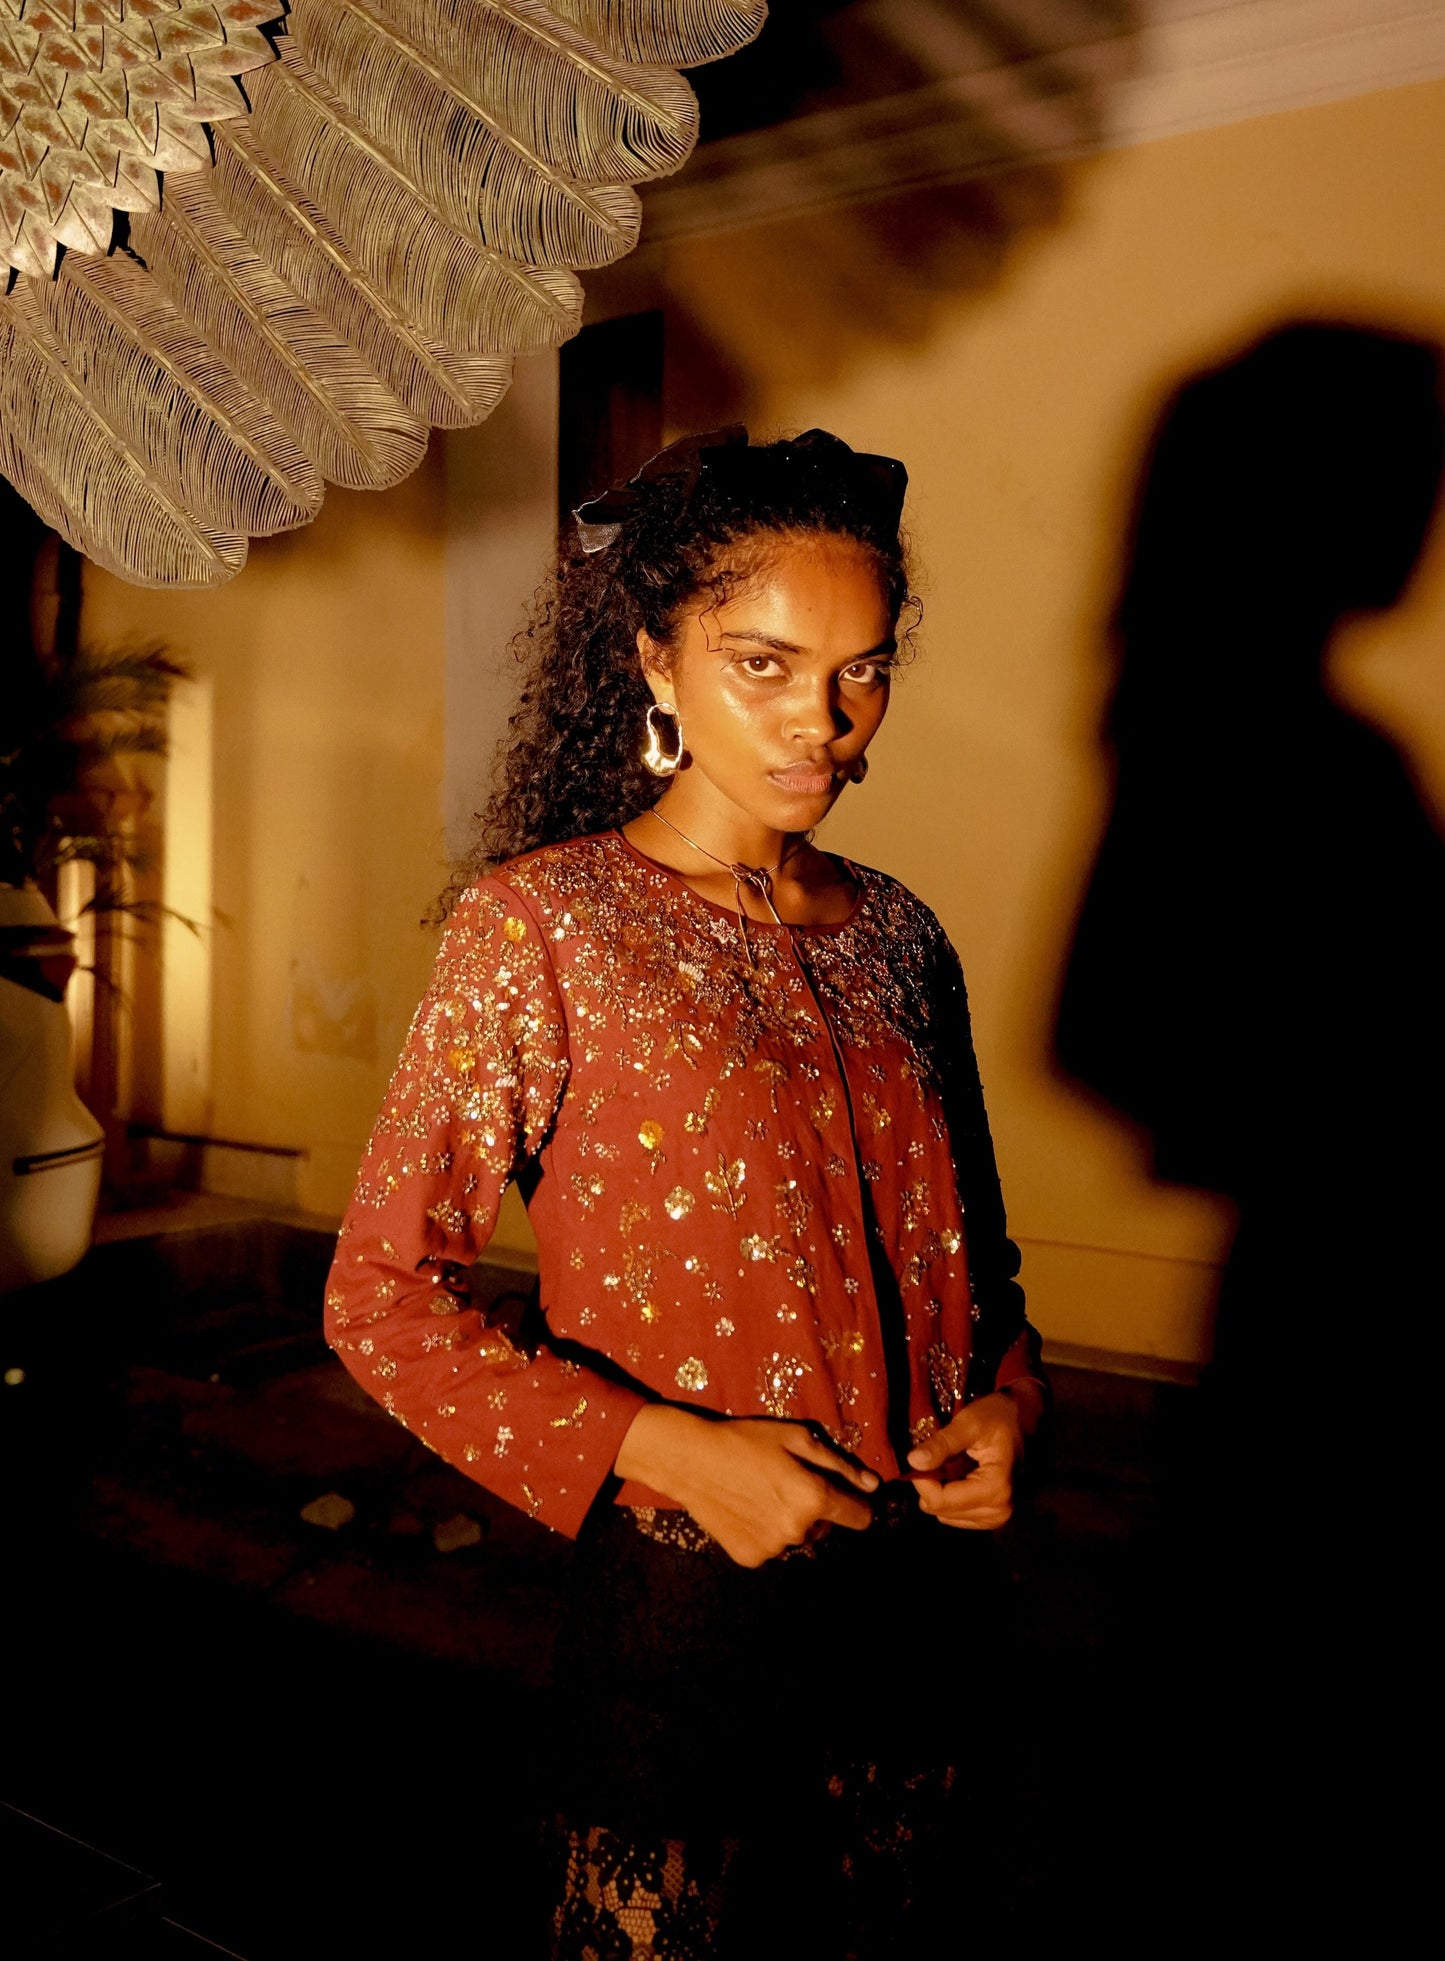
[2,567,193,1193]
[2,639,191,892]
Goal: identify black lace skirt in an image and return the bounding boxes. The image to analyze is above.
[546,1488,1012,1842]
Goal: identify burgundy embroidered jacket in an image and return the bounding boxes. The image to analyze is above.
[325,831,1041,1537]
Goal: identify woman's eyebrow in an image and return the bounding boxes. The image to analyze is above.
[718,628,804,653]
[720,629,897,660]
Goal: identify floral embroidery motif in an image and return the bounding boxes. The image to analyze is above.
[325,832,1032,1541]
[702,1156,747,1217]
[759,1351,810,1417]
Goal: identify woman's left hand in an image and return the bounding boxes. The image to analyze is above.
[906,1385,1043,1529]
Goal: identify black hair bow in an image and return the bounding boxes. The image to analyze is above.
[571,426,906,553]
[571,426,744,552]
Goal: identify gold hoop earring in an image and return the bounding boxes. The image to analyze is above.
[642,703,684,777]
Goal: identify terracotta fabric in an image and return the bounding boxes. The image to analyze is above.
[325,831,1040,1539]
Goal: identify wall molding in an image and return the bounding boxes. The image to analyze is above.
[642,0,1445,242]
[1041,1339,1203,1384]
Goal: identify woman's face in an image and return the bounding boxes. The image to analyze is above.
[639,531,898,833]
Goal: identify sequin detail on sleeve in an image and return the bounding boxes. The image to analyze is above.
[324,877,648,1539]
[326,835,1039,1538]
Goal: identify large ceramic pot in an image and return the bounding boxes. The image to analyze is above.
[0,885,104,1293]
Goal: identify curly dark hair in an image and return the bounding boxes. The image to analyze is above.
[440,427,917,913]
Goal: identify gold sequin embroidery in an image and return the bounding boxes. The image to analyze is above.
[759,1351,809,1416]
[703,1156,747,1217]
[775,1178,812,1234]
[326,836,1024,1535]
[571,1172,606,1210]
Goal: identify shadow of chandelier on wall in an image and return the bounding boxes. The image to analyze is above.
[636,0,1145,419]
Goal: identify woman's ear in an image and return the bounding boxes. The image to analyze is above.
[636,628,672,701]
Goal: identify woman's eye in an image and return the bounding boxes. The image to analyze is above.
[845,662,892,686]
[740,655,781,675]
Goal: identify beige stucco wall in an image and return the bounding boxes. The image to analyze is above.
[604,75,1445,1365]
[81,457,450,1218]
[81,74,1445,1363]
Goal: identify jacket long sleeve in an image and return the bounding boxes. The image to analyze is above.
[328,833,1042,1525]
[324,878,648,1538]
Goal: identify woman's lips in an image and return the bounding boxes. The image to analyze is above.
[768,763,840,795]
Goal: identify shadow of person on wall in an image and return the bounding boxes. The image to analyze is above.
[1054,320,1445,1935]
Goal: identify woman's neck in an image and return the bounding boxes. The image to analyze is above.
[620,793,856,929]
[644,786,794,872]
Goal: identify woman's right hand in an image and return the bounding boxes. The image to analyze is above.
[614,1403,878,1567]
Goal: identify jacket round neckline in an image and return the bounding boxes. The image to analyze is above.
[608,827,868,934]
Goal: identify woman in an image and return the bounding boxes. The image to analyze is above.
[325,427,1046,1957]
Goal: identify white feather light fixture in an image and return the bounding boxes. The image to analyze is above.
[0,0,766,586]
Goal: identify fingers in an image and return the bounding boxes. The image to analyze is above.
[907,1404,985,1472]
[769,1489,871,1550]
[907,1431,956,1475]
[779,1455,874,1542]
[912,1466,1013,1530]
[905,1449,978,1486]
[907,1395,1021,1476]
[817,1484,876,1533]
[918,1460,1006,1509]
[723,1485,870,1564]
[913,1486,1012,1529]
[785,1425,880,1494]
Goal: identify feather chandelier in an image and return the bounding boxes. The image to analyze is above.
[0,0,766,586]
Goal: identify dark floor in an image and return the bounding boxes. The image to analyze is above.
[1,1215,1195,1958]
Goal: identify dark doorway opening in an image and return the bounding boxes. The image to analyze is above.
[557,311,665,536]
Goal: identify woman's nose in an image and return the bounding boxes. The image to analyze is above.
[786,683,849,743]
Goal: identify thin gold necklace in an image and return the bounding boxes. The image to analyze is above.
[646,806,805,965]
